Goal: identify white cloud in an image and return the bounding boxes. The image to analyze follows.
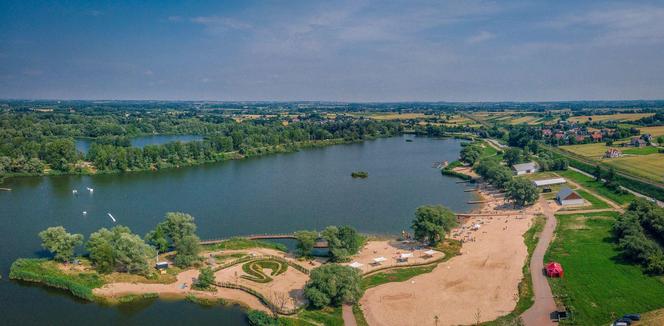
[190,16,252,30]
[466,31,495,44]
[548,6,664,45]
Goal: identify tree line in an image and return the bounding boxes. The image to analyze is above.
[613,198,664,274]
[0,109,401,175]
[38,212,202,275]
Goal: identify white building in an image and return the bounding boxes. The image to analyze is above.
[512,162,539,175]
[556,187,584,206]
[532,178,567,187]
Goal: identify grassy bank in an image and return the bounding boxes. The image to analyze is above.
[483,214,546,325]
[203,237,288,252]
[545,212,664,325]
[9,258,104,301]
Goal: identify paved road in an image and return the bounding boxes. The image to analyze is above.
[521,198,557,326]
[343,304,357,326]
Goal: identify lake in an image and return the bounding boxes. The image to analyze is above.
[0,135,475,325]
[75,134,203,154]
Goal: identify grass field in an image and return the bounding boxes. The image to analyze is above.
[545,212,664,325]
[574,189,610,210]
[366,113,428,120]
[622,147,660,155]
[560,143,613,159]
[638,126,664,137]
[567,113,654,123]
[605,155,664,182]
[556,170,635,206]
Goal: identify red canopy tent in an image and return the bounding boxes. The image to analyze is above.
[546,262,564,277]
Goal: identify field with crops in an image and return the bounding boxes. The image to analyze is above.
[605,155,664,183]
[567,113,654,123]
[639,126,664,137]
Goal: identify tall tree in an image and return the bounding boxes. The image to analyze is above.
[87,226,156,274]
[411,205,458,245]
[38,226,84,262]
[505,177,539,206]
[173,235,201,267]
[294,230,318,257]
[304,264,363,308]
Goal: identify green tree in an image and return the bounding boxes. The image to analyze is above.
[411,205,458,245]
[460,145,481,165]
[38,226,84,262]
[87,226,156,274]
[304,264,363,308]
[321,225,363,262]
[503,148,523,166]
[174,235,201,267]
[194,267,215,290]
[505,177,539,206]
[294,230,318,257]
[247,310,277,326]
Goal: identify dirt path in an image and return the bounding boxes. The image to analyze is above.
[562,175,624,213]
[556,208,617,215]
[521,198,557,326]
[342,304,357,326]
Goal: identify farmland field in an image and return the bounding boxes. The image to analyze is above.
[622,147,660,155]
[640,126,664,137]
[545,212,664,325]
[560,143,612,159]
[605,155,664,183]
[567,113,654,123]
[365,113,428,120]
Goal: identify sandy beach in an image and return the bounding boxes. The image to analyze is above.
[360,183,541,326]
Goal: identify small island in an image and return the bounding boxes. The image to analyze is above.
[351,171,369,178]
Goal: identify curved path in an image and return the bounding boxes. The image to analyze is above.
[342,304,357,326]
[521,198,557,326]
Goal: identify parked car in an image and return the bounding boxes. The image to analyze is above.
[614,318,632,325]
[623,314,641,321]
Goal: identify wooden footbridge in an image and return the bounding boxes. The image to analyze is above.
[200,233,296,245]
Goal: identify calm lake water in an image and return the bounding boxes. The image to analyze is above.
[0,135,475,325]
[75,134,203,154]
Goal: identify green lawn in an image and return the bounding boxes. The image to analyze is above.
[557,170,635,206]
[573,189,610,210]
[545,212,664,325]
[622,147,660,155]
[203,237,288,252]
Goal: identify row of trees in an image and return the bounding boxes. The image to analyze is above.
[613,199,664,274]
[38,212,201,275]
[474,158,539,206]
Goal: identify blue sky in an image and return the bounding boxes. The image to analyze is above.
[1,0,663,102]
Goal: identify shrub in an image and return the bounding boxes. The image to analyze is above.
[304,264,363,308]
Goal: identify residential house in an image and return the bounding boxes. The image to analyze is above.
[591,132,602,142]
[630,137,647,147]
[605,148,622,158]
